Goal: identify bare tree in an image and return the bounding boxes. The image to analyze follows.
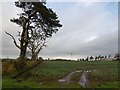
[28,28,47,60]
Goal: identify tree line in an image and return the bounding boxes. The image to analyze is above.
[77,54,119,61]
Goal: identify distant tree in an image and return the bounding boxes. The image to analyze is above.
[82,58,84,61]
[79,58,82,61]
[97,56,99,60]
[37,57,43,61]
[48,58,50,61]
[5,1,62,60]
[98,55,101,60]
[90,56,94,60]
[114,53,120,60]
[38,57,43,60]
[85,56,89,61]
[101,56,104,59]
[95,56,98,61]
[108,54,111,58]
[105,56,107,59]
[77,59,80,61]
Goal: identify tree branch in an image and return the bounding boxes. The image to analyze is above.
[36,40,46,55]
[5,31,21,49]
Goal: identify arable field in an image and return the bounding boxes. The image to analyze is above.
[2,60,119,88]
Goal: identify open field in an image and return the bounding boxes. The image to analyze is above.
[2,60,119,88]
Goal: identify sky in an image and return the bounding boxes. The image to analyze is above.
[0,1,118,60]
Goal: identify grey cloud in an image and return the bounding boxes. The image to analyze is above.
[40,2,118,59]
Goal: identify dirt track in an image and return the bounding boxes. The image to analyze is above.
[58,70,89,88]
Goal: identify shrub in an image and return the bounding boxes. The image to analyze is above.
[2,61,16,74]
[13,60,26,71]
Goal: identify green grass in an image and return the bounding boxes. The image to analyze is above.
[2,60,119,88]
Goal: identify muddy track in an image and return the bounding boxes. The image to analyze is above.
[58,70,83,83]
[58,71,77,83]
[58,70,90,88]
[79,71,88,88]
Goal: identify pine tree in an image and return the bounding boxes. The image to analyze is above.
[6,1,62,60]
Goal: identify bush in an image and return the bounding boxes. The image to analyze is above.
[2,61,16,74]
[2,59,26,74]
[2,58,41,75]
[13,60,26,71]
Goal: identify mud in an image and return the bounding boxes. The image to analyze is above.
[58,71,77,83]
[79,71,88,88]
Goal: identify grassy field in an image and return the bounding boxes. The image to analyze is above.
[2,60,119,88]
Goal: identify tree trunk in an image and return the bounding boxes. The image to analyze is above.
[19,46,26,60]
[19,19,29,60]
[31,52,38,60]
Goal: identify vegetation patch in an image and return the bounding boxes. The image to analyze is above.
[2,60,119,88]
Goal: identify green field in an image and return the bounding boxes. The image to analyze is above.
[2,60,119,88]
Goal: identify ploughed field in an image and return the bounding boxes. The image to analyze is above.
[2,60,119,88]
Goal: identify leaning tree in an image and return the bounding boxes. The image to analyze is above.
[6,1,62,60]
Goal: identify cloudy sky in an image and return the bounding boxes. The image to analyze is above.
[0,0,118,59]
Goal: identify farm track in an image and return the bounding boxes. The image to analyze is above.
[59,70,94,88]
[79,71,88,88]
[58,70,88,87]
[58,71,77,83]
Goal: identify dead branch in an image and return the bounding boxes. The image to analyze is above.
[5,31,21,49]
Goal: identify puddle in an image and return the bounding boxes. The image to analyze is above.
[58,71,77,84]
[58,69,97,87]
[79,71,88,88]
[79,70,96,87]
[76,70,82,73]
